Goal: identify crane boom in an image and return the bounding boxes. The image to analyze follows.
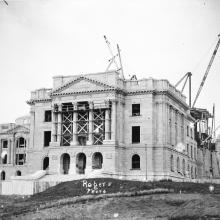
[192,34,220,108]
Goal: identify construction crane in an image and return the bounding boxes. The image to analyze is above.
[192,34,220,108]
[104,35,124,79]
[2,0,8,5]
[175,72,192,107]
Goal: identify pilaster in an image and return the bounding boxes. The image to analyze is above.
[57,104,62,145]
[71,103,78,146]
[87,102,94,145]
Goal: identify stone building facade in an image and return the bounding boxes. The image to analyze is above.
[0,71,214,181]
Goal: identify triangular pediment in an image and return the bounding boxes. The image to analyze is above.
[7,125,30,134]
[52,76,116,95]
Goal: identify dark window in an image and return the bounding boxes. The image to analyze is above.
[16,137,26,148]
[190,128,193,139]
[44,131,51,147]
[2,140,8,148]
[2,154,7,164]
[1,171,5,180]
[177,157,180,172]
[16,154,26,165]
[132,126,140,143]
[16,170,21,176]
[132,104,140,116]
[132,154,140,169]
[45,110,52,122]
[170,155,174,171]
[187,126,189,136]
[43,157,49,170]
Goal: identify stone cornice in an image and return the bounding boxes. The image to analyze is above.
[27,98,52,105]
[51,88,122,97]
[126,89,188,109]
[27,87,188,110]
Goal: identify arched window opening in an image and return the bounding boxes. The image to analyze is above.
[92,152,103,169]
[76,153,86,174]
[16,137,26,148]
[60,153,70,174]
[170,155,174,172]
[132,154,140,169]
[177,157,180,172]
[1,171,5,180]
[16,170,21,176]
[43,157,49,170]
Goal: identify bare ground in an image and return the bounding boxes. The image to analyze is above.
[3,193,220,220]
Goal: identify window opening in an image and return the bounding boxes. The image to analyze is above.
[2,140,8,148]
[132,126,140,143]
[132,154,140,169]
[132,104,140,116]
[44,131,51,147]
[45,110,52,122]
[16,137,26,148]
[16,154,26,165]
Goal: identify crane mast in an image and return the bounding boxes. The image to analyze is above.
[192,34,220,108]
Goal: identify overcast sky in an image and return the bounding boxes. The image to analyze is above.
[0,0,220,133]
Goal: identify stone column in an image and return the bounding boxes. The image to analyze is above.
[104,103,110,140]
[87,102,93,145]
[71,103,78,146]
[69,154,76,174]
[57,104,62,145]
[85,154,92,175]
[111,99,117,143]
[51,104,57,142]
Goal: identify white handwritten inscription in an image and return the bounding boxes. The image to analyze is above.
[82,180,112,194]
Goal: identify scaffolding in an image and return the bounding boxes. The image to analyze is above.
[93,109,105,145]
[58,102,109,146]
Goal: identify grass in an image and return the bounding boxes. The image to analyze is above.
[0,178,220,219]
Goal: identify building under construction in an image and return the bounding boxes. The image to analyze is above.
[0,69,219,185]
[0,36,220,195]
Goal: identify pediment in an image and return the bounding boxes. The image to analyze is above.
[52,76,116,95]
[7,125,30,134]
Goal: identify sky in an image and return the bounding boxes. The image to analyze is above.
[0,0,220,133]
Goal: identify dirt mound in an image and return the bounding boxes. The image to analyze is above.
[29,178,220,202]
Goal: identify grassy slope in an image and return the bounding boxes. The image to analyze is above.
[1,178,220,219]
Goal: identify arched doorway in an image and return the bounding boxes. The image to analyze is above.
[16,170,21,176]
[1,171,5,180]
[76,153,86,174]
[61,153,70,174]
[92,152,103,169]
[43,157,49,170]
